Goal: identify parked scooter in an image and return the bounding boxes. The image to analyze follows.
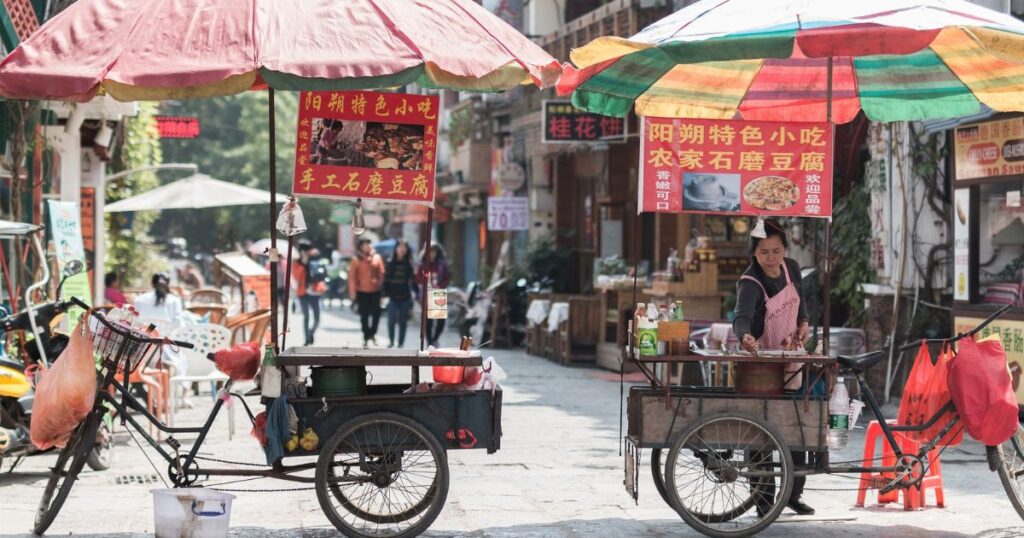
[0,258,113,472]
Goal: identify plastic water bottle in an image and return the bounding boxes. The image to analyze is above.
[828,377,851,449]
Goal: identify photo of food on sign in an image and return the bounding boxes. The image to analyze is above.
[309,118,425,171]
[743,175,801,211]
[683,173,741,212]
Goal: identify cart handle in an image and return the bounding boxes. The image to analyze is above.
[897,304,1011,353]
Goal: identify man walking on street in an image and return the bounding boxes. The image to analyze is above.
[349,238,385,348]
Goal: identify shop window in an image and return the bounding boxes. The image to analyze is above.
[976,180,1024,308]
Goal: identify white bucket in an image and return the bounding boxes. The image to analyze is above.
[151,488,235,538]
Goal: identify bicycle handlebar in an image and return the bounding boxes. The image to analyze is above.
[896,304,1012,353]
[69,296,195,349]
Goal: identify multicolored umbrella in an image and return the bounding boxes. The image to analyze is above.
[558,0,1024,123]
[0,0,560,101]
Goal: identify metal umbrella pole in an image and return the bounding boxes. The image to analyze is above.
[822,57,833,359]
[268,89,280,353]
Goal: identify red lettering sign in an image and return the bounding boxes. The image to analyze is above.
[154,116,200,139]
[292,91,440,206]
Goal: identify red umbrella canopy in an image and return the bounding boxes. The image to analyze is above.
[0,0,561,101]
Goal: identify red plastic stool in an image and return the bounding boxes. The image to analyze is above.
[856,420,945,510]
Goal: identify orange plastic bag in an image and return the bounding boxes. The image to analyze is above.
[914,344,963,446]
[30,316,98,450]
[897,343,933,429]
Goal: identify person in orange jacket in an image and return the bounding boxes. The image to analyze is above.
[349,238,386,348]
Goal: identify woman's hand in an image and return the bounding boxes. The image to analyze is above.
[797,322,810,346]
[741,333,757,353]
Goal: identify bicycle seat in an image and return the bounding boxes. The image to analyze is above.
[836,350,887,373]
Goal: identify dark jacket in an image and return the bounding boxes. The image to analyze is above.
[732,257,809,340]
[383,257,417,301]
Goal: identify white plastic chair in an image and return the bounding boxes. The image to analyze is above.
[168,324,235,437]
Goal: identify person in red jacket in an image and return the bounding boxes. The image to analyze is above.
[348,238,385,348]
[417,244,451,347]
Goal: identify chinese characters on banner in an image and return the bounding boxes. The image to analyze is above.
[292,91,441,206]
[954,117,1024,181]
[639,117,834,217]
[543,100,626,143]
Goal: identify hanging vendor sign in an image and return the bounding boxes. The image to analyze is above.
[954,117,1024,182]
[292,90,441,206]
[487,196,529,231]
[47,201,92,324]
[639,117,833,217]
[542,100,626,143]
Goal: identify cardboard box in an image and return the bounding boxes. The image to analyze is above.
[658,321,690,342]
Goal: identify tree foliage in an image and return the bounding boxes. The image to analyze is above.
[106,102,169,287]
[151,92,340,254]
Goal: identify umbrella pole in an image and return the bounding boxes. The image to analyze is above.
[268,88,280,353]
[822,57,833,358]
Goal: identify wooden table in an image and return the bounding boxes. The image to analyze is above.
[278,347,483,384]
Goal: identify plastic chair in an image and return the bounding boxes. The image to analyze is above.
[167,324,235,437]
[229,311,271,346]
[187,304,228,325]
[186,288,229,307]
[856,420,945,510]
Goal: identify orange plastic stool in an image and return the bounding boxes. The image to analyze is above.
[856,420,945,510]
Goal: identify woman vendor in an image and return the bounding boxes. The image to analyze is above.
[732,218,814,516]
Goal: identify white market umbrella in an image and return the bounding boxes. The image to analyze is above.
[0,219,42,237]
[104,173,288,212]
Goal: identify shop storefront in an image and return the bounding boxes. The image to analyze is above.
[953,114,1024,402]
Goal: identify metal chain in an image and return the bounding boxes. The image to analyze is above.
[191,454,269,468]
[212,486,316,493]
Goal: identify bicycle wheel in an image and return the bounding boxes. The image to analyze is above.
[315,412,449,538]
[651,448,671,506]
[664,412,792,538]
[33,410,101,535]
[997,422,1024,521]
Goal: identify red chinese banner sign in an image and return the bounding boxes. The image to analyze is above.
[293,91,440,206]
[639,117,834,218]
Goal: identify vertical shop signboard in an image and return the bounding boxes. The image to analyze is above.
[639,117,834,217]
[80,188,96,286]
[293,91,441,206]
[47,200,92,324]
[953,188,971,301]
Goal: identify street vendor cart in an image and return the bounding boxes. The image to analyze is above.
[0,2,560,537]
[556,0,1024,536]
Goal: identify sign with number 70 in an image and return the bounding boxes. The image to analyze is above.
[487,196,529,231]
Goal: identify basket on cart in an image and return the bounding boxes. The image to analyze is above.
[87,311,165,374]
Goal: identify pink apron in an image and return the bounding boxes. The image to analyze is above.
[740,262,803,390]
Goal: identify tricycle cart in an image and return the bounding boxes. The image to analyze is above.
[624,308,1024,538]
[34,301,501,538]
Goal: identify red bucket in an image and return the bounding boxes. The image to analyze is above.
[432,365,465,384]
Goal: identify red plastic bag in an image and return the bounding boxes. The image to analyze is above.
[949,335,1018,445]
[897,343,933,429]
[30,316,98,450]
[213,342,261,380]
[251,411,268,447]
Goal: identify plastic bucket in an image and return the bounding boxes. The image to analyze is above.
[151,488,235,538]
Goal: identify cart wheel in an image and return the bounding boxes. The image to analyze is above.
[664,411,792,538]
[34,410,102,535]
[651,449,671,506]
[315,412,449,538]
[997,422,1024,521]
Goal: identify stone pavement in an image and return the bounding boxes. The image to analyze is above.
[1,304,1023,537]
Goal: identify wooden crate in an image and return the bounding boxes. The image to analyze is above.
[627,386,827,452]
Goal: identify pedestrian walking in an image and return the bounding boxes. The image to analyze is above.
[417,243,450,348]
[383,239,417,348]
[293,241,328,346]
[349,238,385,348]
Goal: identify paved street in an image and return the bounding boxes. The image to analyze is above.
[1,306,1023,537]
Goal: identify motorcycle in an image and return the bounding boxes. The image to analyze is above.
[0,253,113,472]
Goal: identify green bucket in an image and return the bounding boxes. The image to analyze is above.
[310,366,367,397]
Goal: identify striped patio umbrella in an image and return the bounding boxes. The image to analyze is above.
[0,0,560,101]
[558,0,1024,123]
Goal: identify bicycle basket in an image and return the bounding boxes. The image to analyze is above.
[88,313,162,373]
